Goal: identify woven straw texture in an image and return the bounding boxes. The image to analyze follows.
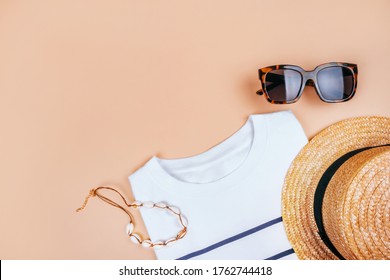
[282,116,390,260]
[323,147,390,259]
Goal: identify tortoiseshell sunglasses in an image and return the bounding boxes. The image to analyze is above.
[256,62,358,104]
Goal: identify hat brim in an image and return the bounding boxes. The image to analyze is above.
[282,116,390,259]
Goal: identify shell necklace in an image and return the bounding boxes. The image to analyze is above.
[76,186,187,249]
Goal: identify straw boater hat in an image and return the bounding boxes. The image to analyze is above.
[282,116,390,260]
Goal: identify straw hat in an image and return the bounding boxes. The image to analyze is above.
[282,116,390,259]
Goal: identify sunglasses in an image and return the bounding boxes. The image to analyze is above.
[256,62,358,104]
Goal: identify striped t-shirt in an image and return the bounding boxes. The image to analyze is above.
[129,111,307,260]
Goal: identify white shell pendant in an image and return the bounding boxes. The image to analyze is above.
[179,215,188,227]
[142,201,154,208]
[130,233,141,244]
[154,202,167,208]
[141,240,153,248]
[125,222,134,235]
[153,241,165,249]
[164,238,177,247]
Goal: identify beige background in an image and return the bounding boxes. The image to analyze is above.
[0,0,389,259]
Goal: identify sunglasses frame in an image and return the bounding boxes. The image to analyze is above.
[256,62,358,104]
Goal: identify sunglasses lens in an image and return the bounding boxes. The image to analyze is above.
[317,66,354,101]
[264,69,302,103]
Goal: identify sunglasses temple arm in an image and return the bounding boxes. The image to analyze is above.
[256,89,263,95]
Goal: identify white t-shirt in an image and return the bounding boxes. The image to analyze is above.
[129,111,307,260]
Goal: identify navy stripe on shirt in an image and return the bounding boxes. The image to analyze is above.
[176,216,283,260]
[265,248,295,260]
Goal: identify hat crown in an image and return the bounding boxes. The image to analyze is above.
[323,146,390,260]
